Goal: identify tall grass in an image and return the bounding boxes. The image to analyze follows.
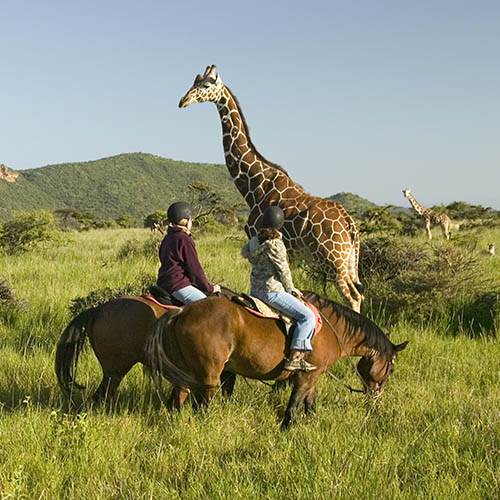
[0,227,499,499]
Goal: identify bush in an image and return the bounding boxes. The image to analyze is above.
[115,215,139,228]
[0,210,58,253]
[0,278,27,321]
[450,291,500,338]
[358,236,498,335]
[117,234,162,260]
[144,210,167,229]
[358,206,403,235]
[69,273,156,316]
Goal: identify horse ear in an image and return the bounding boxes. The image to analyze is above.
[394,341,409,352]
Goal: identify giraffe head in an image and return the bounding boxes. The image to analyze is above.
[179,65,224,108]
[402,188,411,198]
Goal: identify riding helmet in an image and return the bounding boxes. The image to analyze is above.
[167,202,193,224]
[260,206,285,230]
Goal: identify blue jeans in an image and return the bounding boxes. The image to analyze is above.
[172,285,207,304]
[251,290,315,351]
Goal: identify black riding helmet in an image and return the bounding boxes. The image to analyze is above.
[260,206,284,230]
[167,202,193,224]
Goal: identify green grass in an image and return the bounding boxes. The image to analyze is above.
[0,227,499,499]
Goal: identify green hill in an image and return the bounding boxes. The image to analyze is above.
[327,192,378,215]
[0,153,241,221]
[1,153,388,222]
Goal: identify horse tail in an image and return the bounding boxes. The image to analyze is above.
[144,311,209,391]
[55,307,97,397]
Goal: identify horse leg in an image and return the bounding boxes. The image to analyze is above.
[191,381,218,411]
[281,384,308,430]
[166,386,190,411]
[304,387,317,414]
[92,374,123,404]
[272,379,289,392]
[219,370,236,399]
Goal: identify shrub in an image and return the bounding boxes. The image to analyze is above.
[115,215,139,228]
[69,273,156,316]
[0,278,27,321]
[0,210,58,253]
[117,234,162,260]
[358,206,402,235]
[144,210,167,229]
[449,291,500,338]
[358,236,498,335]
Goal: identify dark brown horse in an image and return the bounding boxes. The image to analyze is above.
[55,288,237,403]
[144,291,408,428]
[55,296,178,402]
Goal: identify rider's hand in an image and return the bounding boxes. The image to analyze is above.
[213,284,221,294]
[292,288,303,298]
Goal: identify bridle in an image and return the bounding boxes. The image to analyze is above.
[318,309,391,396]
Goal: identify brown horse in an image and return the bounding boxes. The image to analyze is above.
[144,291,408,428]
[55,289,237,403]
[55,296,178,402]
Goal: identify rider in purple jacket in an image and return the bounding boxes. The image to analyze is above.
[157,202,220,304]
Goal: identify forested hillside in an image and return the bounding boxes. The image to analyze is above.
[0,153,241,221]
[327,192,378,215]
[0,152,389,222]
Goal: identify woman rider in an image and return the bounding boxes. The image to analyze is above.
[241,206,316,372]
[157,201,220,304]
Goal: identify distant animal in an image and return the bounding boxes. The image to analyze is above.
[481,243,495,256]
[178,65,363,312]
[449,220,465,232]
[402,189,451,240]
[144,291,408,429]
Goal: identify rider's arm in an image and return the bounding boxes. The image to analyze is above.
[266,238,296,294]
[181,237,214,293]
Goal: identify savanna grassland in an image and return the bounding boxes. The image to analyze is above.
[0,226,499,499]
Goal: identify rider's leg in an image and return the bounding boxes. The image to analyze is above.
[172,285,207,304]
[252,290,317,372]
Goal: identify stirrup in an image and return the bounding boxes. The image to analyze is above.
[283,357,317,372]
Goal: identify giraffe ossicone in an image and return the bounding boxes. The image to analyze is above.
[179,65,363,312]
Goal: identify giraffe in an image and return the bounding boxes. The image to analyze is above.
[402,189,451,240]
[178,65,363,312]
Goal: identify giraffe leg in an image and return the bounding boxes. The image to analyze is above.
[336,272,362,313]
[442,221,450,240]
[426,220,432,240]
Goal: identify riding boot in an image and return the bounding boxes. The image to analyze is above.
[283,350,317,372]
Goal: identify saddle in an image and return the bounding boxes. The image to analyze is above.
[142,285,184,309]
[231,293,323,336]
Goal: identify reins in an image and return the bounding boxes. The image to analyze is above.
[317,309,367,394]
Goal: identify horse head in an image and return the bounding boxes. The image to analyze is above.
[356,341,408,398]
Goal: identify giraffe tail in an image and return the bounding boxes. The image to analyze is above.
[348,224,364,302]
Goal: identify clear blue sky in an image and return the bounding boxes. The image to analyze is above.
[1,0,499,208]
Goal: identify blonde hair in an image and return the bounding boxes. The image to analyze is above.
[258,228,282,243]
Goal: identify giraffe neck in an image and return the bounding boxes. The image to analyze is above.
[406,193,427,216]
[215,86,303,205]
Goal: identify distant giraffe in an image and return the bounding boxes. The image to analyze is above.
[179,65,363,312]
[402,189,451,240]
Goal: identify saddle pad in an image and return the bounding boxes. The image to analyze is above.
[245,296,323,335]
[141,294,181,310]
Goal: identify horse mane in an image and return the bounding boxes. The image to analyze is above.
[226,87,292,178]
[304,291,393,358]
